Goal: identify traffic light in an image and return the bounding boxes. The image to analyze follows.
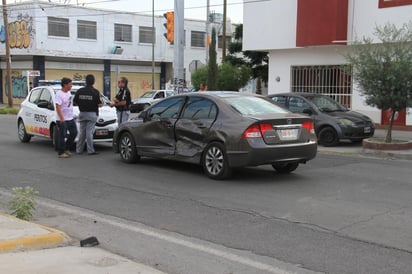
[163,11,174,43]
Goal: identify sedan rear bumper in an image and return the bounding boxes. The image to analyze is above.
[226,141,317,167]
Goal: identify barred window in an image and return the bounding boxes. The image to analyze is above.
[48,17,69,37]
[77,20,97,40]
[139,26,155,44]
[291,65,352,108]
[191,31,205,48]
[114,24,132,42]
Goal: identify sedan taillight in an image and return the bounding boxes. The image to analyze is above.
[242,123,273,138]
[302,121,315,134]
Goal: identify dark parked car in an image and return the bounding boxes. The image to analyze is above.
[113,92,317,179]
[268,93,375,146]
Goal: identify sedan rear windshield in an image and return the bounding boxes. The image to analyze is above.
[225,96,289,115]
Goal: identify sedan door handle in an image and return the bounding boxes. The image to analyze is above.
[162,120,174,128]
[194,121,207,128]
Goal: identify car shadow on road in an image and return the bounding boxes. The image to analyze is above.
[121,157,308,184]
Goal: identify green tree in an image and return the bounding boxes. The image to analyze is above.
[191,63,250,91]
[208,27,218,91]
[191,66,208,91]
[226,24,268,94]
[344,22,412,143]
[217,63,251,91]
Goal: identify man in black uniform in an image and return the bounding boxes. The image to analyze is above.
[73,74,102,155]
[110,76,131,124]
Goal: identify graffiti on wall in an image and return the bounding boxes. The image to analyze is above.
[72,73,87,81]
[140,80,152,91]
[0,13,35,49]
[5,71,29,99]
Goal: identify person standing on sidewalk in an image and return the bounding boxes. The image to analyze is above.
[110,76,131,124]
[73,74,102,155]
[55,77,77,158]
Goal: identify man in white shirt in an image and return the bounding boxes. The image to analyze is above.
[55,77,77,158]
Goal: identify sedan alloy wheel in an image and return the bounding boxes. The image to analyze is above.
[203,142,231,180]
[119,132,140,163]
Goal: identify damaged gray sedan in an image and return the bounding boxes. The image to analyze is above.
[112,92,317,180]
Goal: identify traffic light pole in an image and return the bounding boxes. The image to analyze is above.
[174,0,184,93]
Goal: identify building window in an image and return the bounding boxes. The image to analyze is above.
[379,0,412,8]
[139,26,155,44]
[191,31,205,48]
[218,36,231,49]
[77,20,97,40]
[291,65,352,108]
[114,24,132,42]
[48,17,69,37]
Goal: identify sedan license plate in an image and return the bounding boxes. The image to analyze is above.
[277,128,299,141]
[95,129,109,136]
[364,127,371,134]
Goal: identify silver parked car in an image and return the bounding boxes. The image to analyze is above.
[130,90,175,113]
[113,92,317,180]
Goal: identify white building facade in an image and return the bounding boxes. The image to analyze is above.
[0,1,229,103]
[243,0,412,127]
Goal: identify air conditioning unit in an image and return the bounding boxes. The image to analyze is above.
[111,46,123,54]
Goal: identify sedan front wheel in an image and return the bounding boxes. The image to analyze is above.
[202,142,232,180]
[319,127,339,147]
[119,132,140,163]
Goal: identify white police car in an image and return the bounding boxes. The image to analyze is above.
[17,80,118,146]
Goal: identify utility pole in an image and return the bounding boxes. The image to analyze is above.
[205,0,210,63]
[151,0,155,89]
[174,0,184,93]
[222,0,227,62]
[2,0,13,107]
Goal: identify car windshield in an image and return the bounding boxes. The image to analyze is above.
[307,96,347,112]
[225,96,289,115]
[141,91,156,98]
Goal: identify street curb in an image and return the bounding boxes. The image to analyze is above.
[361,149,412,161]
[0,213,70,253]
[318,149,412,160]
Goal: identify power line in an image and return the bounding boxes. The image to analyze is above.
[1,0,270,16]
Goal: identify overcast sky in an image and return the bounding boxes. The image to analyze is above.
[31,0,244,24]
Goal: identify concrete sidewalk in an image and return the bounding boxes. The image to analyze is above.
[0,213,165,274]
[318,128,412,160]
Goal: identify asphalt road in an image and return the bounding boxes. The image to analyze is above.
[1,115,412,274]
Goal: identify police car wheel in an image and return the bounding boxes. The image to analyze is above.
[119,132,140,163]
[18,120,31,143]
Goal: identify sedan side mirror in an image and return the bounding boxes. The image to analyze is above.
[138,110,148,121]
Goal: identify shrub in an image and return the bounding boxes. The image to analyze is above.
[0,107,19,115]
[8,186,39,221]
